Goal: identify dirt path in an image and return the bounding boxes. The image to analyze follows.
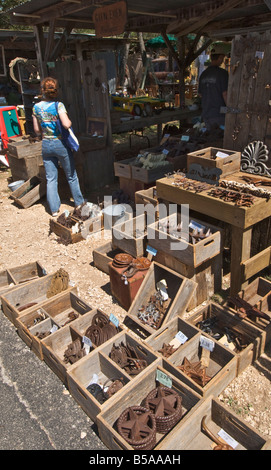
[0,161,271,447]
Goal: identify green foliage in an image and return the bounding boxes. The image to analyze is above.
[0,0,29,29]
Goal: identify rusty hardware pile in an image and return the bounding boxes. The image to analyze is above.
[168,172,212,193]
[116,386,182,450]
[178,357,212,387]
[137,291,170,330]
[110,341,148,376]
[196,316,248,352]
[220,179,271,200]
[85,311,119,347]
[64,337,86,364]
[208,187,255,207]
[25,308,46,328]
[86,378,125,405]
[158,219,212,245]
[158,343,178,358]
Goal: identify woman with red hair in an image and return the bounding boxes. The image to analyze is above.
[32,77,84,216]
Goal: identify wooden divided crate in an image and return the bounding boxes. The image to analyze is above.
[159,395,271,450]
[161,332,237,398]
[188,302,263,374]
[92,241,123,275]
[124,262,196,339]
[227,276,271,350]
[96,363,203,450]
[68,331,159,422]
[187,146,241,178]
[0,261,47,300]
[134,186,159,209]
[0,273,73,326]
[145,317,200,358]
[112,213,148,258]
[148,214,222,267]
[131,159,174,184]
[16,291,93,360]
[10,176,46,208]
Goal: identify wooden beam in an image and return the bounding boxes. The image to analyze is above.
[242,246,271,282]
[44,19,56,64]
[49,24,74,61]
[167,0,244,37]
[33,25,47,79]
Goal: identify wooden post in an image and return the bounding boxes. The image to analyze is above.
[230,225,252,295]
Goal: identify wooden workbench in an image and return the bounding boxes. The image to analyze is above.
[156,172,271,295]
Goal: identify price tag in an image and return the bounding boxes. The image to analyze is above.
[200,335,215,352]
[181,135,190,142]
[218,429,239,449]
[50,324,58,333]
[156,369,172,388]
[146,245,157,256]
[109,313,119,328]
[255,51,264,59]
[216,151,229,159]
[175,330,188,344]
[162,148,169,155]
[83,336,92,354]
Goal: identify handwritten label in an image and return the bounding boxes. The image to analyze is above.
[156,370,172,388]
[109,313,119,328]
[200,335,215,352]
[175,330,188,344]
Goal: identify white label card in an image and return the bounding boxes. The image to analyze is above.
[175,330,188,344]
[109,313,119,328]
[218,429,239,449]
[200,335,215,351]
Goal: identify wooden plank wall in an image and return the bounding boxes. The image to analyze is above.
[48,57,114,192]
[224,31,271,161]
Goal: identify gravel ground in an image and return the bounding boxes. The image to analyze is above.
[0,159,270,450]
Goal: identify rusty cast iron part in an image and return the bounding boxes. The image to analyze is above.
[85,312,119,346]
[110,341,148,376]
[64,337,86,364]
[158,343,178,358]
[103,377,125,398]
[201,415,234,450]
[228,295,271,322]
[143,386,182,434]
[170,173,213,193]
[63,311,79,326]
[178,357,212,387]
[196,316,248,352]
[121,257,151,280]
[117,406,157,450]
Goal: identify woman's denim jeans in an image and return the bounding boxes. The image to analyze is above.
[42,138,84,213]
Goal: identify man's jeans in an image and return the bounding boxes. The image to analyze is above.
[42,138,84,214]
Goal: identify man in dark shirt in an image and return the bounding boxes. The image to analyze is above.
[198,44,229,130]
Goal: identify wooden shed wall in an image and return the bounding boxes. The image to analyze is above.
[224,31,271,164]
[48,56,114,193]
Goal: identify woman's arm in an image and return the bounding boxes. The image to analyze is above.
[59,111,72,129]
[33,115,41,136]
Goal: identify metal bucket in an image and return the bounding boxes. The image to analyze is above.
[8,180,25,192]
[103,204,126,230]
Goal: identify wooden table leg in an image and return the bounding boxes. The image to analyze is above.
[230,225,252,295]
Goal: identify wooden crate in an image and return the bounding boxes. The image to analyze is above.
[8,261,47,284]
[187,147,241,178]
[148,214,222,267]
[155,396,270,450]
[134,186,159,211]
[50,213,103,244]
[188,301,263,374]
[0,274,74,326]
[67,343,131,422]
[8,139,42,159]
[162,332,237,398]
[10,176,46,208]
[92,241,123,275]
[124,262,196,339]
[227,277,271,350]
[131,160,174,184]
[0,269,16,299]
[112,214,148,258]
[145,317,200,358]
[96,363,202,450]
[8,154,43,181]
[154,249,222,310]
[114,157,137,178]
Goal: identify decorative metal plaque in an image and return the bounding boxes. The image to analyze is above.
[241,140,271,177]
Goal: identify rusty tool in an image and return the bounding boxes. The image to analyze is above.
[201,415,234,450]
[228,295,271,322]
